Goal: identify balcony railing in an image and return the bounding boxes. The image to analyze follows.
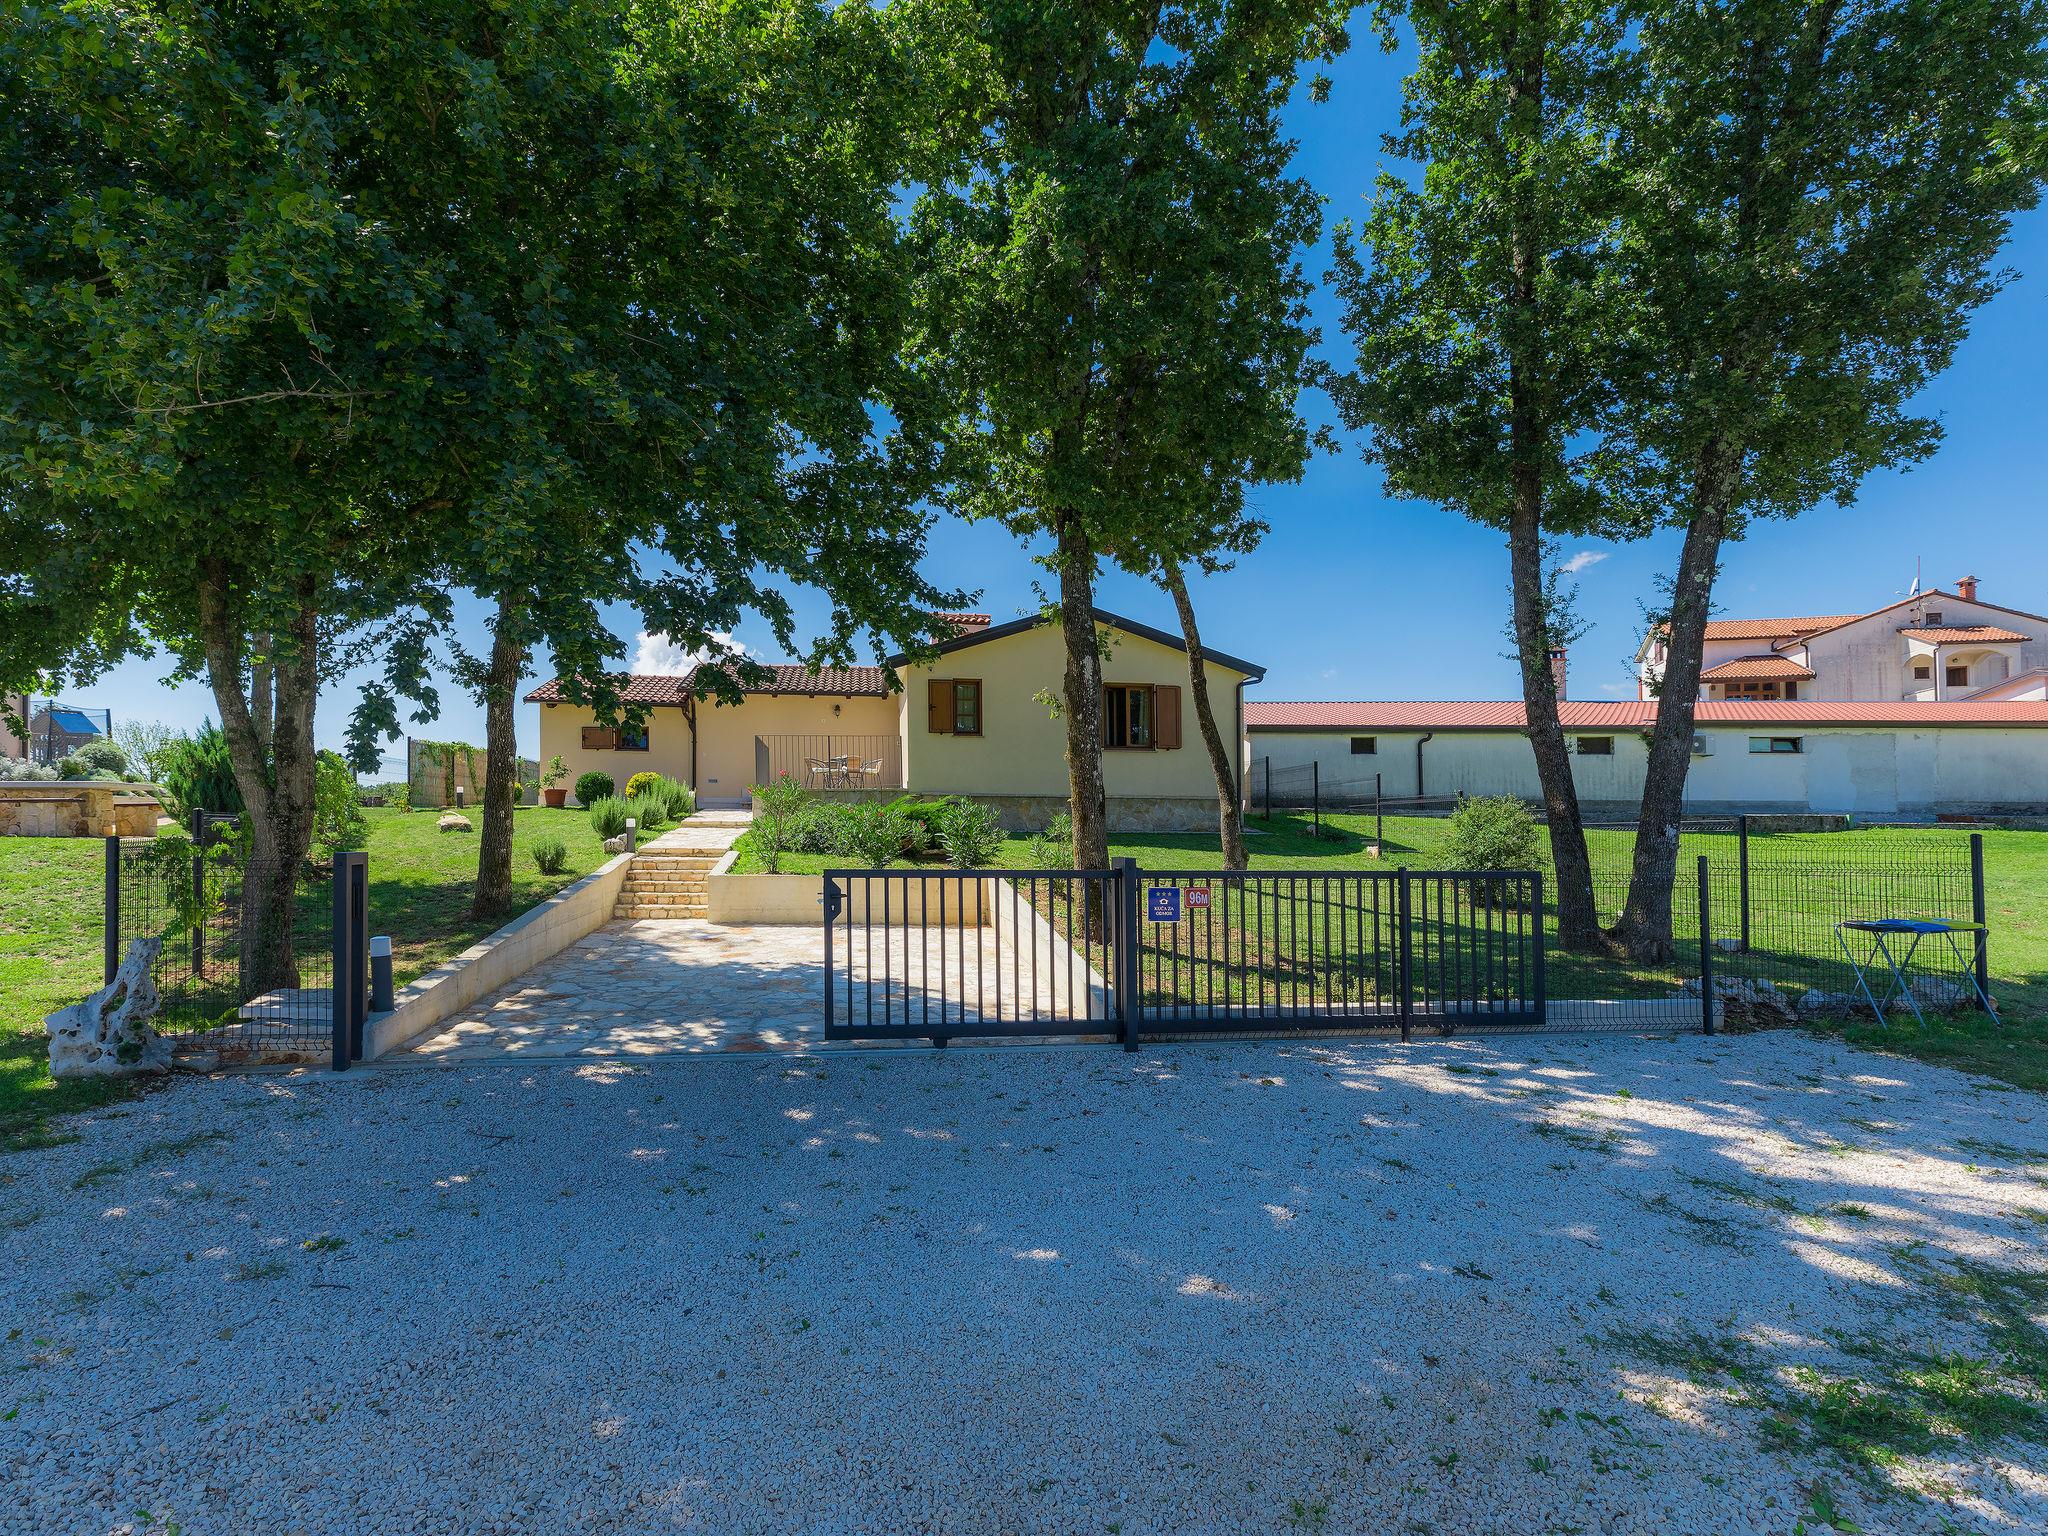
[753,734,904,792]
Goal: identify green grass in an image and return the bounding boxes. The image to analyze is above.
[0,805,612,1150]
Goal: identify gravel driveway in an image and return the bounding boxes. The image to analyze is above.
[5,1032,2044,1535]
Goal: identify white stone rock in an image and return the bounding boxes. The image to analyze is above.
[602,834,629,855]
[438,813,473,833]
[46,936,173,1076]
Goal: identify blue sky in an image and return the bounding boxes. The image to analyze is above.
[72,32,2048,774]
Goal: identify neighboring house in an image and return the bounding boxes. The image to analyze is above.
[528,607,1264,830]
[1246,699,2048,817]
[16,701,111,764]
[1636,577,2048,703]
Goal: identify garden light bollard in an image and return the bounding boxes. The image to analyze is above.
[454,784,466,810]
[103,834,120,985]
[625,817,637,853]
[369,935,394,1013]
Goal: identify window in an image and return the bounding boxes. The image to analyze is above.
[1923,610,1943,624]
[580,725,618,751]
[618,723,649,752]
[1575,736,1613,756]
[1912,662,1932,681]
[1749,736,1803,754]
[1101,684,1182,750]
[926,679,982,736]
[1350,736,1377,756]
[1946,665,1969,689]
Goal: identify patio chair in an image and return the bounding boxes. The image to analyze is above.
[855,757,885,787]
[804,758,832,789]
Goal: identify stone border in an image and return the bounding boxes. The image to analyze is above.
[362,850,636,1059]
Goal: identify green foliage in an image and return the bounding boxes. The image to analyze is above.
[623,792,667,833]
[129,832,232,940]
[540,756,569,791]
[0,757,55,781]
[837,801,913,868]
[573,772,615,808]
[53,755,99,780]
[389,781,412,814]
[415,742,481,809]
[154,724,245,818]
[624,772,662,801]
[748,777,815,874]
[1026,810,1075,870]
[586,796,631,841]
[1446,797,1543,875]
[933,800,1004,869]
[310,751,368,864]
[68,739,128,776]
[638,775,694,823]
[112,719,179,781]
[531,837,569,876]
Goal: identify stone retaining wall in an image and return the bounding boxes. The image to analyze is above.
[0,783,162,838]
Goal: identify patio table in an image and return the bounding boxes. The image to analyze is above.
[1832,917,1998,1028]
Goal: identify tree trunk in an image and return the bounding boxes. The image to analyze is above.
[196,575,317,996]
[250,632,274,756]
[1610,448,1734,962]
[473,598,527,922]
[1162,566,1247,871]
[1053,513,1111,939]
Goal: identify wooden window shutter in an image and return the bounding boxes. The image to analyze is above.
[581,725,618,751]
[927,679,954,734]
[1153,684,1182,750]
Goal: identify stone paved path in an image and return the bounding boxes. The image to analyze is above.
[399,919,826,1059]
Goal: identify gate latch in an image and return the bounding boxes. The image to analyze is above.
[820,879,843,923]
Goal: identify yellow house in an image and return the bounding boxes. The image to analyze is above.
[526,608,1264,830]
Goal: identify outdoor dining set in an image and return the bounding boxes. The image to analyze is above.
[804,755,887,789]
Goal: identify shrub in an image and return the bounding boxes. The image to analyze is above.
[310,751,368,864]
[70,739,129,776]
[587,795,630,840]
[1446,795,1543,874]
[837,801,911,867]
[934,800,1004,868]
[783,803,844,854]
[748,775,814,873]
[625,771,662,800]
[624,791,667,832]
[573,770,614,807]
[54,753,97,779]
[532,836,569,875]
[649,774,695,822]
[389,781,412,814]
[0,756,56,781]
[540,754,569,791]
[157,723,245,816]
[1026,810,1074,870]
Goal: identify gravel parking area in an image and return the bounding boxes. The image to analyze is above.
[4,1032,2045,1535]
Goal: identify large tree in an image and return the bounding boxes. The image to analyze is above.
[1605,0,2047,961]
[904,0,1347,874]
[1328,0,1646,951]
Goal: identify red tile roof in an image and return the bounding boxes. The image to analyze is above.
[685,662,889,697]
[1700,614,1860,642]
[524,674,692,705]
[931,612,991,632]
[1698,655,1817,681]
[1245,700,2048,729]
[1898,625,2031,644]
[526,663,889,704]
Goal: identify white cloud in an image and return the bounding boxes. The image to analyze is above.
[1559,549,1609,576]
[631,629,749,675]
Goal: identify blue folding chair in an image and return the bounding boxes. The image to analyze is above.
[1833,918,1998,1027]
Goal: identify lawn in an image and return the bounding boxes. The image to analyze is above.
[0,805,613,1149]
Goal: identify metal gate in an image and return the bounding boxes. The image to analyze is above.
[822,861,1545,1047]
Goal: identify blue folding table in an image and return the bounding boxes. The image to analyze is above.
[1833,918,1998,1028]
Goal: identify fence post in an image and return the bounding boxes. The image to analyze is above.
[1116,856,1140,1051]
[1697,855,1715,1036]
[347,856,368,1059]
[1396,869,1413,1043]
[330,851,368,1069]
[103,834,120,985]
[1532,872,1547,1028]
[1311,761,1320,839]
[1970,832,1990,1006]
[1262,757,1271,821]
[1375,773,1383,850]
[1736,814,1751,953]
[190,809,207,979]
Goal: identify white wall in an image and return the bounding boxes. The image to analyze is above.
[1249,725,2048,813]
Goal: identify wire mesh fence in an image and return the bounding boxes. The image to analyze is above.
[107,824,337,1060]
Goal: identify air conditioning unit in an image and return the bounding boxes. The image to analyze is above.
[1691,733,1711,756]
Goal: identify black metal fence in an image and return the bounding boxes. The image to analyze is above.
[822,862,1547,1048]
[104,820,368,1064]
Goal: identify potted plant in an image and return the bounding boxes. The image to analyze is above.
[539,755,570,809]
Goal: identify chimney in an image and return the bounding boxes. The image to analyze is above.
[1548,647,1567,700]
[1957,574,1979,603]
